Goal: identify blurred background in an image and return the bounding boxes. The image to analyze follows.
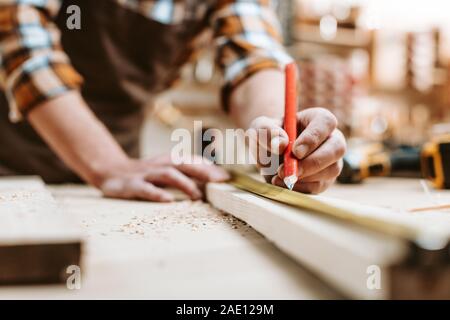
[142,0,450,170]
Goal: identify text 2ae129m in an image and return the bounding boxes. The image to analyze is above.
[176,304,274,317]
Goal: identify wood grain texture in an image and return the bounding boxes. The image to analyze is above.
[0,177,82,285]
[207,182,450,299]
[0,184,340,299]
[1,177,447,299]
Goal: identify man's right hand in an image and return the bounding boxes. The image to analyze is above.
[99,154,230,202]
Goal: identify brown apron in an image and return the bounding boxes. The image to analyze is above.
[0,0,206,183]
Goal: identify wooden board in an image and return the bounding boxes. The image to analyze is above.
[206,182,450,299]
[0,184,340,299]
[1,177,448,299]
[0,177,82,285]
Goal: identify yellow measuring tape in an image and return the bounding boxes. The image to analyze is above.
[229,170,427,244]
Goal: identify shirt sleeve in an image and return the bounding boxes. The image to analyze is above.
[0,0,83,122]
[210,0,293,111]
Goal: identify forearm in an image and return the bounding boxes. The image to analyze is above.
[229,69,285,129]
[27,91,129,187]
[228,69,345,194]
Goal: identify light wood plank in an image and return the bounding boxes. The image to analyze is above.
[0,176,82,285]
[0,184,339,299]
[206,182,450,299]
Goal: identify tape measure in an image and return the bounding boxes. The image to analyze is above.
[229,170,448,250]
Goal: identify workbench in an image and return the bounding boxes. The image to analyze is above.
[0,177,449,299]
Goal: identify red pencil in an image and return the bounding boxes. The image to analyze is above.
[283,62,299,190]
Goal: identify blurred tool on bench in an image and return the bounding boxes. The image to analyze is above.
[421,134,450,189]
[338,134,450,190]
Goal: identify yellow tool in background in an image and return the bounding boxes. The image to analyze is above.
[338,136,450,190]
[338,142,421,184]
[421,134,450,189]
[338,142,390,184]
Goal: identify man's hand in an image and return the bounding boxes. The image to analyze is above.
[250,108,346,194]
[28,92,229,202]
[100,154,229,202]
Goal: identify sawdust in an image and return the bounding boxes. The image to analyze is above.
[107,200,251,237]
[0,190,35,201]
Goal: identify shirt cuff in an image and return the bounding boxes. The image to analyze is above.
[5,54,83,122]
[220,52,293,113]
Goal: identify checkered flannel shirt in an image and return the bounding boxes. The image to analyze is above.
[0,0,292,122]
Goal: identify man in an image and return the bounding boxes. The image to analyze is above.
[0,0,346,201]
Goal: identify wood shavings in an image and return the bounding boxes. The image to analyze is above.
[0,191,36,204]
[108,201,252,238]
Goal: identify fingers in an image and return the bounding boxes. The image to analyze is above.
[293,108,338,159]
[100,153,230,202]
[249,116,289,154]
[147,154,229,183]
[277,161,343,181]
[300,161,343,182]
[101,178,175,202]
[145,167,203,200]
[271,175,332,194]
[278,129,345,179]
[134,181,176,202]
[293,181,333,195]
[273,127,345,194]
[299,129,346,178]
[176,160,230,183]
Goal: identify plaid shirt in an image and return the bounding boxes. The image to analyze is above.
[0,0,292,122]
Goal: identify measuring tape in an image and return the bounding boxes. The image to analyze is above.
[229,170,448,250]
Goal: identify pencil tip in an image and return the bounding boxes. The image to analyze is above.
[283,176,298,191]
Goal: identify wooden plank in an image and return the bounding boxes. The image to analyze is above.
[1,177,447,298]
[0,176,82,285]
[0,184,341,299]
[229,172,450,243]
[206,182,450,299]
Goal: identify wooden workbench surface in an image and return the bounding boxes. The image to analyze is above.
[0,177,449,299]
[324,178,450,231]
